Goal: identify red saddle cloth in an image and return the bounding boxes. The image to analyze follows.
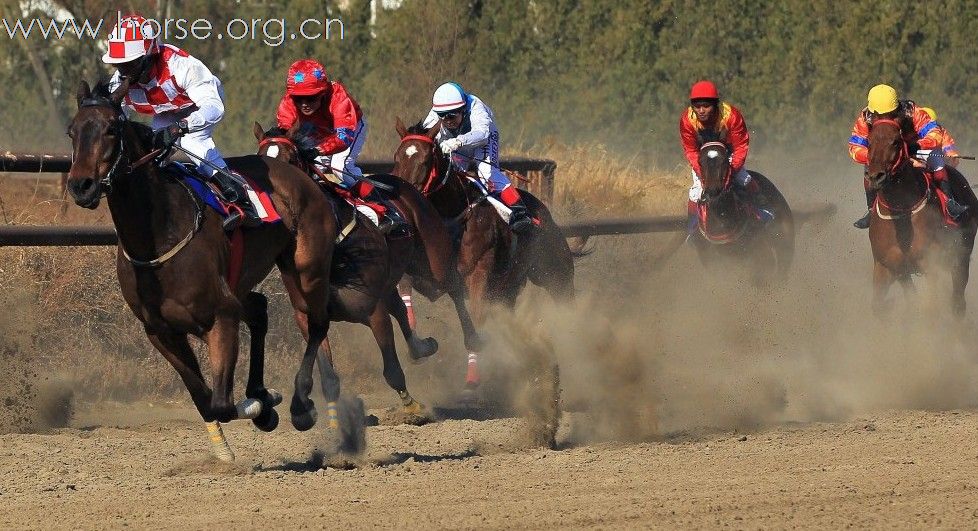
[331,180,387,218]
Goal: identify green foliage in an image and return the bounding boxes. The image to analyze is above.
[3,0,978,161]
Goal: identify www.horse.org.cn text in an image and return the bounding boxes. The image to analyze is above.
[1,12,345,47]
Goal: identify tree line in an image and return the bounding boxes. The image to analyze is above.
[2,0,977,164]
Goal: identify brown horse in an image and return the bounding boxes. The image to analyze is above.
[66,79,346,459]
[692,137,795,285]
[392,119,578,387]
[865,117,977,315]
[253,122,478,415]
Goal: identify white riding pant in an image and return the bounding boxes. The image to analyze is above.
[314,119,367,189]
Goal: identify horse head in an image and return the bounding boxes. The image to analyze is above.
[865,117,911,191]
[254,120,311,168]
[67,78,135,208]
[392,116,446,195]
[697,133,732,203]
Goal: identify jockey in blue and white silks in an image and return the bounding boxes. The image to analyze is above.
[422,82,534,233]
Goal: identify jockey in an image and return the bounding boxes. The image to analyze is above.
[421,82,534,234]
[919,107,961,169]
[103,14,258,227]
[276,59,367,192]
[848,84,967,229]
[679,80,771,232]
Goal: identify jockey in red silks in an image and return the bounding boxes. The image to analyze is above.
[421,82,534,234]
[276,59,368,193]
[848,84,968,229]
[679,80,771,232]
[104,14,259,227]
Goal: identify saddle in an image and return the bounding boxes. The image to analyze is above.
[164,162,281,225]
[311,171,410,237]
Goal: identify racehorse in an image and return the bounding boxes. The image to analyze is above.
[66,79,345,460]
[254,122,483,414]
[865,117,977,315]
[392,119,580,387]
[691,135,795,285]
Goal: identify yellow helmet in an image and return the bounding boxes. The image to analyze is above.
[921,107,937,121]
[867,84,899,114]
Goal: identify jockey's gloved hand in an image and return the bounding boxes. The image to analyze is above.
[153,120,189,149]
[439,138,462,155]
[926,150,946,171]
[908,141,921,157]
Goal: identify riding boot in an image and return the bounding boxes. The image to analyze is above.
[210,170,262,230]
[497,186,535,234]
[508,202,535,234]
[854,188,877,229]
[939,178,969,220]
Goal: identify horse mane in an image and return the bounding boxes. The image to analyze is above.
[699,129,723,145]
[87,78,153,141]
[406,121,429,135]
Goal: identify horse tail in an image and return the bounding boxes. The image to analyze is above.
[565,235,595,257]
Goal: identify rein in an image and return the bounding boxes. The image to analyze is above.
[77,98,203,267]
[870,118,910,175]
[399,134,448,195]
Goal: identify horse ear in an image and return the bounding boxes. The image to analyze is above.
[109,78,129,105]
[253,121,264,140]
[426,120,441,140]
[76,80,91,106]
[395,116,407,138]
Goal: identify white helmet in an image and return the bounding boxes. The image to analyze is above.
[432,82,467,113]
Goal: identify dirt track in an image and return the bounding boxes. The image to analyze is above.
[1,403,977,528]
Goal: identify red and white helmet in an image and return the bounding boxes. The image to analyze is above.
[102,14,159,64]
[286,59,329,96]
[432,82,467,113]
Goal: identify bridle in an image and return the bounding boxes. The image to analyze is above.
[869,118,910,176]
[398,134,450,196]
[74,97,202,268]
[699,141,733,201]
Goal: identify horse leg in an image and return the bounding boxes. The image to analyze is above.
[872,261,895,316]
[146,330,234,462]
[397,276,418,332]
[386,289,438,361]
[462,260,493,389]
[241,292,281,432]
[447,279,485,352]
[370,301,427,416]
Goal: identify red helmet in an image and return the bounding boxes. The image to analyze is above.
[689,80,719,101]
[286,59,329,96]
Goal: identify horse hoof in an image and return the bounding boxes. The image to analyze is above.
[253,407,279,432]
[291,409,317,432]
[290,399,317,431]
[403,400,427,416]
[409,337,439,362]
[263,388,283,407]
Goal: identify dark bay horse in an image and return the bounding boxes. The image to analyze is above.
[692,138,795,285]
[865,118,977,315]
[67,79,345,459]
[392,119,579,388]
[254,122,481,416]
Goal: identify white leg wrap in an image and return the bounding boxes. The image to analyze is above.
[235,398,263,420]
[205,421,235,462]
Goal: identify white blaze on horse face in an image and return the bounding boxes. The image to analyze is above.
[404,145,418,158]
[265,145,280,159]
[707,149,720,159]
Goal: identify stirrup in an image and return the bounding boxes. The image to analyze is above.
[510,215,535,235]
[947,200,969,220]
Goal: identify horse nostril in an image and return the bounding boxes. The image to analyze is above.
[69,177,95,197]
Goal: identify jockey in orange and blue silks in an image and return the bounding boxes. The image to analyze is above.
[679,80,772,233]
[421,82,534,234]
[104,14,259,226]
[848,84,967,229]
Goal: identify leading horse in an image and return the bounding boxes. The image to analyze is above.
[692,136,795,285]
[392,119,580,388]
[865,117,977,315]
[66,79,347,460]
